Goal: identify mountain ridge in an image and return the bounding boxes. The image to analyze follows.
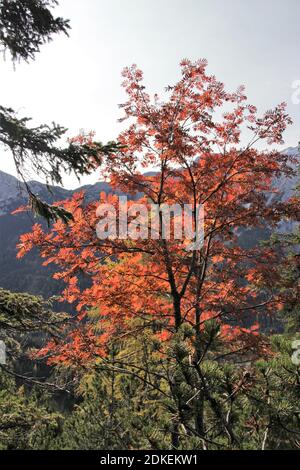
[0,146,299,302]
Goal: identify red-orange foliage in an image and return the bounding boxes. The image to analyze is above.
[17,59,298,365]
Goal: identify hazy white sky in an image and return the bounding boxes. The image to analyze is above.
[1,0,300,188]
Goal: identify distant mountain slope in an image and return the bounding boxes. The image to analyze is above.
[0,146,299,302]
[0,171,113,305]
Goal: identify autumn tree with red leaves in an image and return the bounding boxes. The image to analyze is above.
[17,60,300,448]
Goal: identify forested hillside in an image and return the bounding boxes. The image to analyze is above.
[0,170,113,300]
[0,149,298,301]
